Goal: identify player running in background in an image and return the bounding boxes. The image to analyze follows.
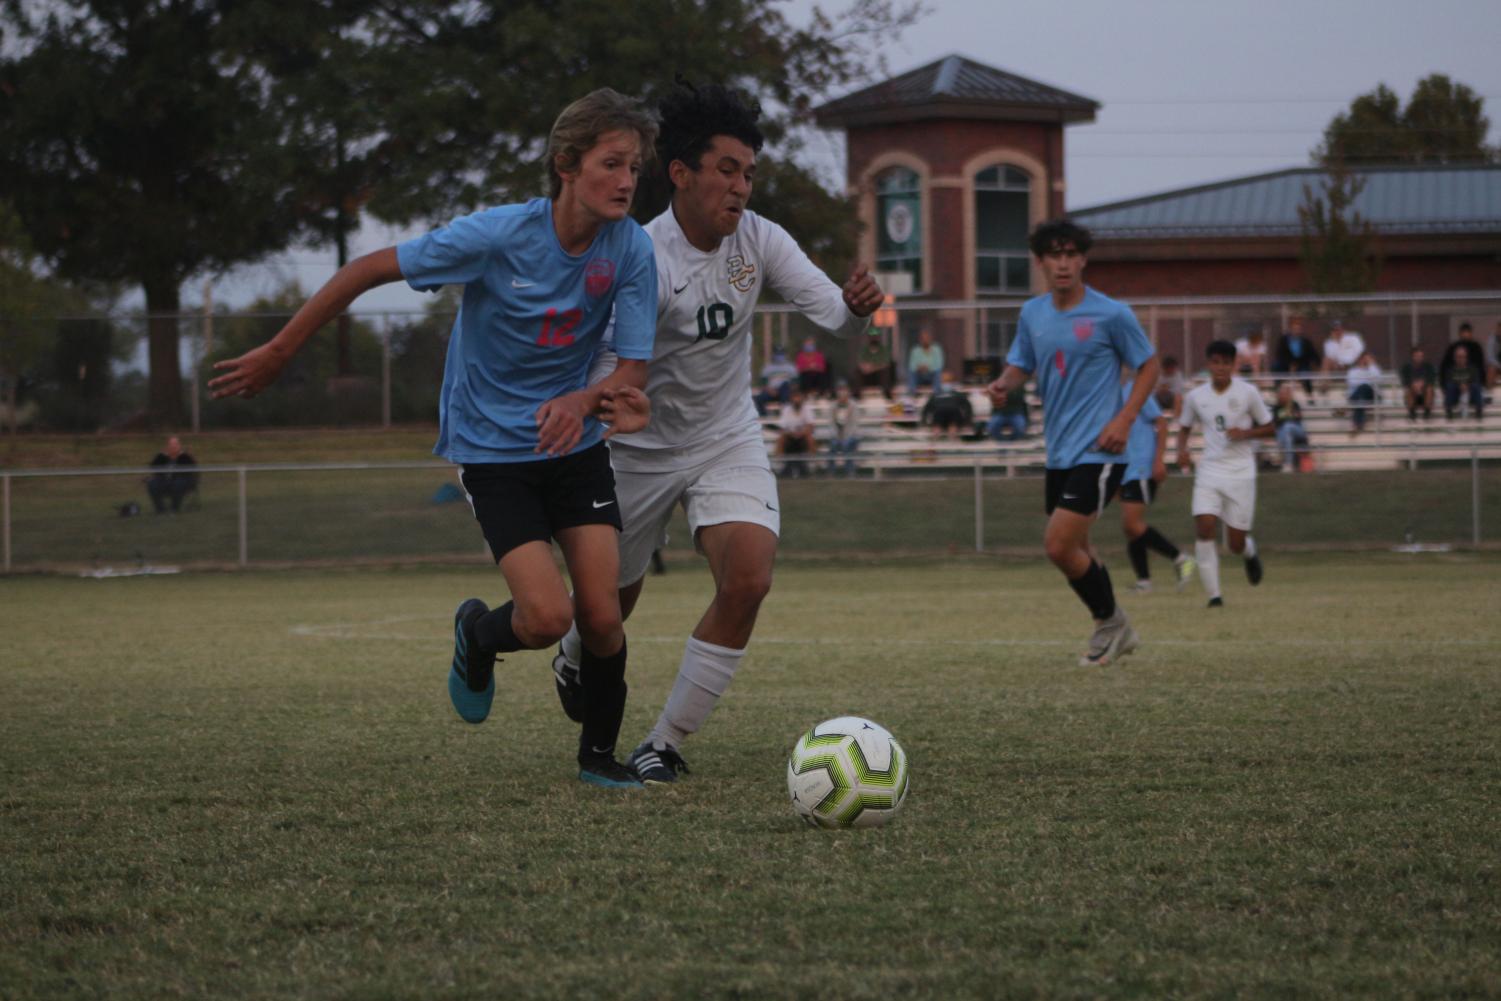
[1174,340,1275,608]
[209,89,659,788]
[553,80,882,783]
[986,219,1159,666]
[1118,380,1195,593]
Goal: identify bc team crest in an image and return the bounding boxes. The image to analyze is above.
[727,255,757,292]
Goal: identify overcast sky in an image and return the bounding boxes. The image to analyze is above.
[205,0,1501,314]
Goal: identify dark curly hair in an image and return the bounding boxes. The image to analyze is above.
[1027,218,1094,257]
[657,79,765,175]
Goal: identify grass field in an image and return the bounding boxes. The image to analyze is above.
[2,554,1499,999]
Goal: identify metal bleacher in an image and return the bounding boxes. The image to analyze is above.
[759,375,1501,476]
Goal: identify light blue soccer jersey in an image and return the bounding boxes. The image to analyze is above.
[397,198,657,463]
[1122,385,1163,482]
[1005,287,1155,469]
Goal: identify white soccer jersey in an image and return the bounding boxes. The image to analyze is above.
[1179,378,1272,480]
[606,207,868,470]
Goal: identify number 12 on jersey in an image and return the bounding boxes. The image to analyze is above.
[537,308,581,347]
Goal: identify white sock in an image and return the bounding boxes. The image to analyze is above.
[649,637,744,750]
[560,620,582,668]
[1196,538,1221,599]
[1242,535,1258,559]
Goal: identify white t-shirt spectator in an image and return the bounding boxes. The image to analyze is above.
[1323,329,1366,368]
[1346,360,1382,395]
[779,399,816,435]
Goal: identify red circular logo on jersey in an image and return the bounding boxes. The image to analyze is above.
[585,259,615,297]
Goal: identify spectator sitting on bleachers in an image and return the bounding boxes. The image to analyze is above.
[776,387,817,477]
[1273,316,1319,393]
[1443,344,1485,422]
[145,435,198,514]
[794,336,829,398]
[753,348,798,415]
[1320,318,1365,393]
[921,374,973,441]
[1271,382,1309,472]
[1486,320,1501,389]
[986,379,1029,441]
[1234,327,1268,377]
[906,328,944,397]
[1399,345,1436,421]
[1155,355,1186,417]
[1346,351,1382,435]
[856,329,896,400]
[1439,323,1488,397]
[826,381,862,476]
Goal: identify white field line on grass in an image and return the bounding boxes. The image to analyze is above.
[289,617,1496,648]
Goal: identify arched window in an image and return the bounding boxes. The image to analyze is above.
[875,167,922,293]
[974,165,1031,293]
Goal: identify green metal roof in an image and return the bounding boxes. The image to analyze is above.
[1070,164,1501,239]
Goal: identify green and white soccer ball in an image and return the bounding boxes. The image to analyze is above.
[786,716,909,829]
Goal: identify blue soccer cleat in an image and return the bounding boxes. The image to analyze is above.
[577,751,643,789]
[448,598,496,724]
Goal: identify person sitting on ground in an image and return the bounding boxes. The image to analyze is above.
[1399,345,1436,421]
[1443,344,1485,422]
[776,387,817,477]
[752,348,798,415]
[145,435,198,513]
[921,374,973,441]
[1271,382,1309,472]
[1345,351,1382,435]
[906,329,944,397]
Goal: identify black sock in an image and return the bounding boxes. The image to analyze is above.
[1140,526,1180,561]
[579,638,628,762]
[474,601,524,654]
[1067,561,1117,621]
[1127,536,1150,580]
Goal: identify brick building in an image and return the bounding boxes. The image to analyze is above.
[815,57,1501,375]
[814,54,1097,373]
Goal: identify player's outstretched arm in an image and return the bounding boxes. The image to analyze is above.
[209,249,404,400]
[1174,422,1194,470]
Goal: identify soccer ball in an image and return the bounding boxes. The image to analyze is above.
[786,716,909,829]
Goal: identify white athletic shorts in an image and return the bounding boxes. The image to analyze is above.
[1191,474,1257,532]
[611,434,780,586]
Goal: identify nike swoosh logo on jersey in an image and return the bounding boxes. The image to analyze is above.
[1061,493,1079,500]
[592,499,614,509]
[673,281,690,294]
[511,279,535,288]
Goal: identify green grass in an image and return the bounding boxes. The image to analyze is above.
[2,555,1498,999]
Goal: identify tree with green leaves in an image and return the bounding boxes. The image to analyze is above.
[1298,162,1381,297]
[0,0,364,426]
[1315,74,1497,166]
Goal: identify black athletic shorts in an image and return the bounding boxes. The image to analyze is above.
[1117,475,1162,505]
[1044,462,1126,516]
[460,441,621,562]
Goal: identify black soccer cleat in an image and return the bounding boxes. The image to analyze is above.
[551,647,584,723]
[628,741,691,785]
[578,751,643,789]
[1245,553,1264,586]
[1207,597,1224,608]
